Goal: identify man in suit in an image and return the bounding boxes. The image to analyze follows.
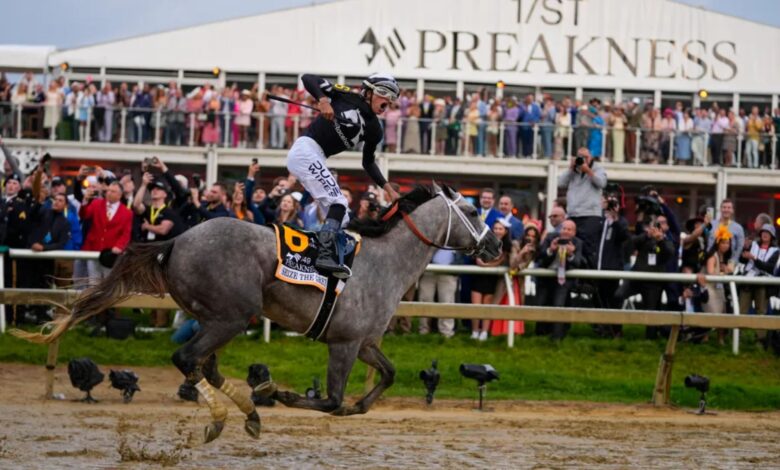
[79,181,133,285]
[518,94,541,157]
[419,95,434,154]
[445,97,464,155]
[535,219,587,340]
[497,194,524,241]
[476,188,501,228]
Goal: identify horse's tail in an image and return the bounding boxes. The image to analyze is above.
[11,239,176,344]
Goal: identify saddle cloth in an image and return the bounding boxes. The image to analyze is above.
[272,223,360,294]
[272,224,360,340]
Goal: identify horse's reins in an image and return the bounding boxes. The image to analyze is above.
[381,191,489,255]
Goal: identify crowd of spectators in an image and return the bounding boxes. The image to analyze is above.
[2,72,780,168]
[396,147,780,347]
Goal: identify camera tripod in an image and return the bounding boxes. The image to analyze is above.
[689,391,717,416]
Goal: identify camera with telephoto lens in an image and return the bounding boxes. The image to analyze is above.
[192,173,202,189]
[574,156,584,167]
[635,193,663,226]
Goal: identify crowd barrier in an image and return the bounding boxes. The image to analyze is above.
[2,102,778,167]
[3,249,780,406]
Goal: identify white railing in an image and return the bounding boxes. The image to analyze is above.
[4,249,780,355]
[3,102,778,169]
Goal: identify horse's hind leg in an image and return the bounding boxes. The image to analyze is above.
[267,340,360,413]
[172,321,245,443]
[202,353,261,438]
[331,342,395,416]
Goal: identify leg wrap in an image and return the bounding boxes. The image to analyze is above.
[196,378,228,422]
[220,381,256,416]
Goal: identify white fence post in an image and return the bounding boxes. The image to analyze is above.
[505,272,516,348]
[730,281,740,355]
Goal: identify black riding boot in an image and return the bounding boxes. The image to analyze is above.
[315,218,351,278]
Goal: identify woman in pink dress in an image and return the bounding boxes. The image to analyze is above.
[383,102,402,152]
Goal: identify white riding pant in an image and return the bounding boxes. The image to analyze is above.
[287,136,350,227]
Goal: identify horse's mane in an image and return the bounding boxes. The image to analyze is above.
[347,185,436,237]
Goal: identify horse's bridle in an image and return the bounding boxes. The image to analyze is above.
[382,191,490,256]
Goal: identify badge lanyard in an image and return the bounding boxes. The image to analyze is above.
[150,204,165,225]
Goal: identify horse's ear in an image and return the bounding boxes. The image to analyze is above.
[431,180,442,194]
[442,184,458,199]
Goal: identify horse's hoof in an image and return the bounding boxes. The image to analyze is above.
[330,407,348,416]
[253,380,277,399]
[244,419,261,438]
[204,421,225,443]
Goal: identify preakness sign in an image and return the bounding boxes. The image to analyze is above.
[47,0,780,94]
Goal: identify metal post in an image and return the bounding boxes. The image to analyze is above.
[258,114,265,149]
[532,124,539,159]
[504,272,516,348]
[772,134,777,169]
[736,132,743,168]
[703,132,711,167]
[293,115,300,142]
[50,105,57,141]
[15,105,22,139]
[119,108,127,145]
[668,131,675,165]
[396,117,402,154]
[263,317,271,343]
[188,113,195,147]
[429,118,437,155]
[601,126,607,159]
[463,119,470,156]
[730,281,740,355]
[545,160,558,232]
[498,122,505,158]
[154,109,161,145]
[85,106,92,143]
[566,126,573,158]
[635,128,641,165]
[223,111,231,148]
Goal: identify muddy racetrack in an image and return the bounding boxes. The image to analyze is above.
[0,363,778,468]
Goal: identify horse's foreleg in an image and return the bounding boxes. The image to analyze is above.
[261,340,360,413]
[331,342,395,416]
[202,353,260,438]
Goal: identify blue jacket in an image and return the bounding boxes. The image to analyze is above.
[519,103,541,124]
[44,198,82,250]
[478,207,502,229]
[243,178,266,225]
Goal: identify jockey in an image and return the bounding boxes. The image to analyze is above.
[287,73,402,278]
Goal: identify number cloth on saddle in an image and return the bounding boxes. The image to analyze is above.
[272,223,361,340]
[272,223,360,293]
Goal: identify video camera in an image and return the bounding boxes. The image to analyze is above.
[635,185,663,225]
[459,363,499,386]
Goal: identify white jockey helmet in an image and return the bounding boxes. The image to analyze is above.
[362,73,400,101]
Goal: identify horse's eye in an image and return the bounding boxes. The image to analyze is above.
[469,209,478,217]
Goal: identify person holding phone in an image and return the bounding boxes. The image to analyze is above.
[286,73,402,278]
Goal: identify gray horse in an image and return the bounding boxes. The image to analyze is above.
[14,183,501,443]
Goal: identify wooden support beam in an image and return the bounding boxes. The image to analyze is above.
[652,325,680,407]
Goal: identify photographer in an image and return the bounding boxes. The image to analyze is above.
[738,224,778,346]
[143,156,199,230]
[189,182,231,221]
[616,215,675,339]
[244,161,267,225]
[558,147,607,268]
[593,187,630,338]
[132,172,184,242]
[535,219,586,340]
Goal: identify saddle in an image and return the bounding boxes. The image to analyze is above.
[272,224,360,340]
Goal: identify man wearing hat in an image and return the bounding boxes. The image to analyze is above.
[739,223,778,345]
[133,172,183,242]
